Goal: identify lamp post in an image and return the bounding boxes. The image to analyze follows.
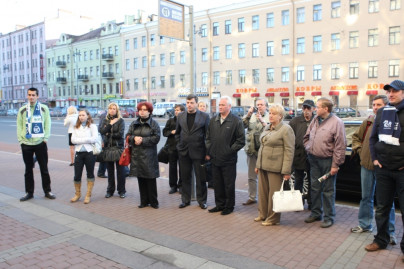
[73,48,81,106]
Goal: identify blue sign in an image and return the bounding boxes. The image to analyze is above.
[159,0,183,23]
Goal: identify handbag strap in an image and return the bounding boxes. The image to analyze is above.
[279,179,296,192]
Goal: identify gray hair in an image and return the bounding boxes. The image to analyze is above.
[373,95,388,105]
[220,96,232,106]
[256,97,268,107]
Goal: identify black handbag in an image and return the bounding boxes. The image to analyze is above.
[158,144,169,164]
[102,127,123,162]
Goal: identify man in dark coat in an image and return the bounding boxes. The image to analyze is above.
[163,104,185,194]
[289,99,315,209]
[206,96,245,215]
[175,94,210,209]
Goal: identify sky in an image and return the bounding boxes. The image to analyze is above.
[0,0,245,35]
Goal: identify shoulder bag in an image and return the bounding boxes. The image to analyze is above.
[119,136,131,166]
[102,127,123,162]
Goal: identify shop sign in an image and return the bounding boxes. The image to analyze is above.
[367,83,385,90]
[330,85,357,91]
[266,87,289,92]
[296,86,322,92]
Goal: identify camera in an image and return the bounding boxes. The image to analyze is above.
[253,107,258,112]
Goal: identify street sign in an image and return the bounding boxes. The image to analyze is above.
[158,0,185,40]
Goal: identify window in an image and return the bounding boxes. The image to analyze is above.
[142,36,146,47]
[313,4,322,21]
[350,0,359,15]
[160,76,165,88]
[252,43,259,57]
[253,69,260,84]
[225,45,232,59]
[225,20,232,34]
[151,55,156,67]
[170,75,175,88]
[238,18,245,32]
[349,62,359,79]
[150,34,156,46]
[180,74,185,86]
[239,70,246,84]
[213,71,220,85]
[313,64,322,80]
[125,39,130,51]
[281,67,289,82]
[369,0,379,13]
[266,12,274,28]
[282,39,289,55]
[133,58,139,69]
[180,51,185,64]
[238,43,245,58]
[282,10,289,25]
[160,36,165,45]
[142,56,147,68]
[142,78,147,89]
[160,54,165,66]
[297,7,305,23]
[213,46,220,60]
[331,1,341,18]
[389,59,400,77]
[331,63,341,79]
[115,63,119,74]
[125,59,130,70]
[133,38,138,49]
[252,15,259,30]
[297,38,305,54]
[151,77,156,89]
[226,70,232,85]
[389,26,400,45]
[266,68,274,82]
[213,22,219,36]
[201,24,207,37]
[201,48,208,62]
[201,72,208,86]
[267,41,274,56]
[368,29,379,47]
[391,0,401,10]
[170,52,175,65]
[349,31,359,48]
[368,61,378,78]
[297,66,305,81]
[313,36,322,52]
[134,78,139,90]
[331,33,340,50]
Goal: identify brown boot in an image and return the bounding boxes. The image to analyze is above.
[70,182,81,202]
[84,180,94,204]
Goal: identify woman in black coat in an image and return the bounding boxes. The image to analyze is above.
[126,102,161,208]
[99,102,126,198]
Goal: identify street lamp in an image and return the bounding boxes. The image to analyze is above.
[73,49,81,106]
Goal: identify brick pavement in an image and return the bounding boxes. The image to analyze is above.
[1,141,404,268]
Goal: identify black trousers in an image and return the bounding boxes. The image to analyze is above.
[168,152,181,188]
[212,163,237,210]
[21,142,51,194]
[106,161,126,194]
[179,155,207,205]
[97,161,107,176]
[74,151,96,182]
[138,177,158,206]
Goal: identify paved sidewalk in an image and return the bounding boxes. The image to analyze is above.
[0,144,404,268]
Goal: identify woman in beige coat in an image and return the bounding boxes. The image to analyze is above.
[255,104,295,226]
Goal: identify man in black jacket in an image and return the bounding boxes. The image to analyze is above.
[175,94,210,209]
[206,96,245,215]
[163,104,185,194]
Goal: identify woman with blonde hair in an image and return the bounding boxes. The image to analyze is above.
[64,106,78,166]
[99,102,126,198]
[255,104,295,226]
[71,109,98,204]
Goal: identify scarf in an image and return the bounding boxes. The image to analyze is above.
[25,102,44,138]
[378,100,404,146]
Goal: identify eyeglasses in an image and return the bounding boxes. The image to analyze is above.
[302,106,312,110]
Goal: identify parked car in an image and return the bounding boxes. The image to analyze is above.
[119,108,131,118]
[0,109,8,116]
[86,107,98,118]
[6,109,18,116]
[97,109,107,118]
[126,108,137,117]
[231,106,249,118]
[283,107,296,120]
[153,102,177,117]
[334,107,361,118]
[49,107,63,117]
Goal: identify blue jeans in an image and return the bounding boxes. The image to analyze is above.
[373,167,404,251]
[308,155,336,222]
[358,166,395,234]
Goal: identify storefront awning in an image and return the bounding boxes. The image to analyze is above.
[265,93,274,97]
[366,90,378,95]
[329,91,339,96]
[295,92,305,96]
[280,92,290,97]
[311,91,322,96]
[233,93,241,98]
[251,93,260,97]
[347,91,358,95]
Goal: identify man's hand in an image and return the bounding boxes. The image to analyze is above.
[254,168,258,174]
[330,167,339,176]
[373,160,382,168]
[247,107,254,117]
[283,174,291,180]
[171,130,176,134]
[205,155,210,161]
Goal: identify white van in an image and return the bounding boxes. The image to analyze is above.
[153,102,177,117]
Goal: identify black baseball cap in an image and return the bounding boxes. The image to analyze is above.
[302,100,315,108]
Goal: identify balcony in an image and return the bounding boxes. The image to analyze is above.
[56,77,67,84]
[102,54,114,61]
[102,72,114,79]
[77,75,89,81]
[56,61,67,68]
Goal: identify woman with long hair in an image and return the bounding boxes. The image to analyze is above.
[64,106,78,166]
[99,102,126,198]
[71,109,98,204]
[126,102,160,208]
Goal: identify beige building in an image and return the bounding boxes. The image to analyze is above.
[121,0,403,113]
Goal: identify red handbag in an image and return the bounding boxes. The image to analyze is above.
[119,137,131,166]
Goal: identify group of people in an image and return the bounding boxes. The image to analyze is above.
[16,80,404,260]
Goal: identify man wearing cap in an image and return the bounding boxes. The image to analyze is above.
[365,80,404,257]
[289,99,315,209]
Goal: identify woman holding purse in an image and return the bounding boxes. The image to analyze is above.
[126,102,160,209]
[99,102,126,198]
[254,104,295,226]
[71,109,98,204]
[64,106,78,166]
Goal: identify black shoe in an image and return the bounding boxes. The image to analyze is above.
[208,206,224,213]
[138,204,148,208]
[98,175,107,178]
[221,208,233,215]
[200,203,208,209]
[20,193,33,202]
[119,193,126,198]
[69,163,74,166]
[304,216,322,223]
[179,202,190,208]
[151,204,159,209]
[105,193,113,198]
[44,192,56,199]
[169,187,177,194]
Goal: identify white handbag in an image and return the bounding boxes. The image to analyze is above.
[273,179,304,212]
[92,133,103,155]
